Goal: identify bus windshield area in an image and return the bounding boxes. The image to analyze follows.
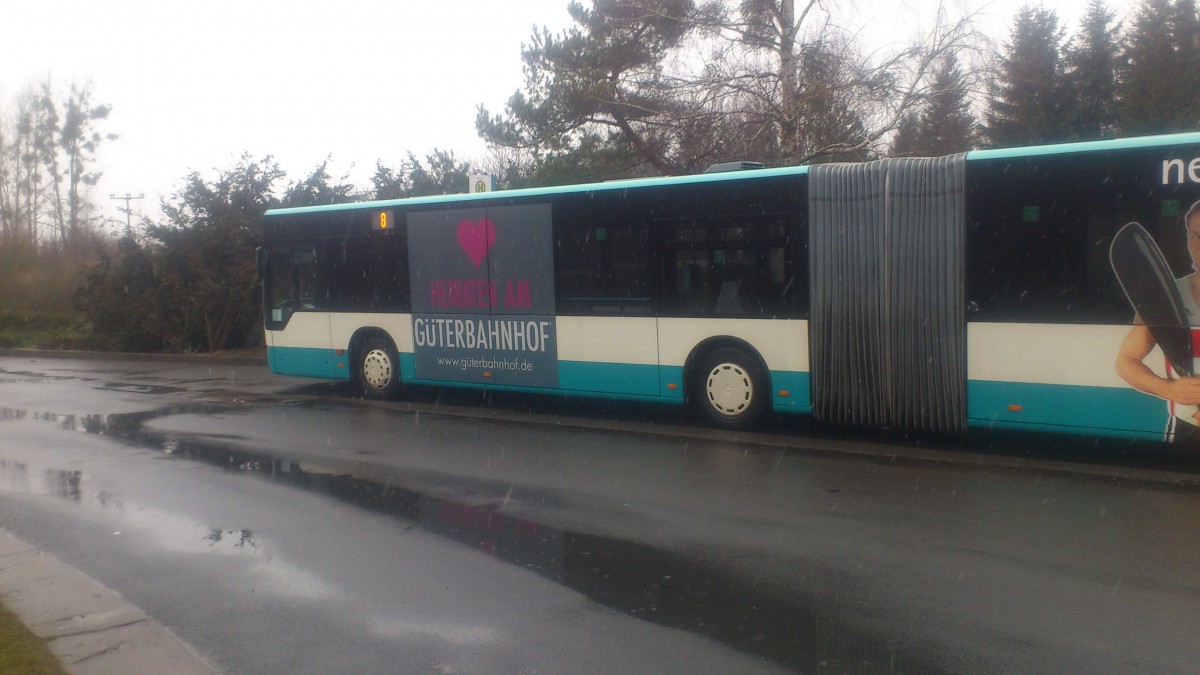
[265,243,320,326]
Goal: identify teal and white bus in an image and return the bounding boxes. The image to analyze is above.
[260,132,1200,443]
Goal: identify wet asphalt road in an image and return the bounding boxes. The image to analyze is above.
[0,354,1198,674]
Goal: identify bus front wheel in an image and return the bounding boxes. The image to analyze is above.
[695,348,767,430]
[356,336,400,398]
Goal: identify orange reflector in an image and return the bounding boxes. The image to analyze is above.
[778,390,790,397]
[335,349,345,355]
[483,372,492,378]
[1008,404,1023,412]
[667,383,678,390]
[337,363,344,369]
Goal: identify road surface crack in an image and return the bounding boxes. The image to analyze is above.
[50,616,147,641]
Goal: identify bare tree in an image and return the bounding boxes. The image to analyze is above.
[695,1,981,163]
[0,79,115,312]
[479,0,982,174]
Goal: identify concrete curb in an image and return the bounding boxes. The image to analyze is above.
[0,529,219,675]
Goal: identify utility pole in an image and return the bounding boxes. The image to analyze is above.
[109,193,145,231]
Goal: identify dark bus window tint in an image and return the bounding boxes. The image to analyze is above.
[649,177,800,318]
[328,234,410,312]
[659,218,790,317]
[264,242,321,328]
[554,193,652,315]
[965,150,1188,324]
[968,197,1088,318]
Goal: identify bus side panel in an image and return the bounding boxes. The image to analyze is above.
[329,313,414,354]
[964,142,1200,443]
[556,316,660,396]
[330,312,415,381]
[656,318,811,412]
[966,322,1169,438]
[266,312,345,380]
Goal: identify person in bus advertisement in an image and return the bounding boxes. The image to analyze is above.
[1114,199,1200,444]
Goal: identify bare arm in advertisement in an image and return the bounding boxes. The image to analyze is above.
[1116,323,1200,413]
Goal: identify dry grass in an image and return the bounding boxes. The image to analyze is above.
[0,602,67,675]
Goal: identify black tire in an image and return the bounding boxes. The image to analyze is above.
[355,336,401,399]
[693,348,768,430]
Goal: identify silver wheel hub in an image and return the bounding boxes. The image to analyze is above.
[362,349,394,390]
[705,362,752,417]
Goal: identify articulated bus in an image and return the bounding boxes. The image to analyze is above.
[259,132,1200,445]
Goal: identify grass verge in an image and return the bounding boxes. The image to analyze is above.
[0,310,105,350]
[0,602,66,675]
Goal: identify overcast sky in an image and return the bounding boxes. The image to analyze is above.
[1,0,1098,227]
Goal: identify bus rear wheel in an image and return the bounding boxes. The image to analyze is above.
[695,348,768,430]
[356,336,400,399]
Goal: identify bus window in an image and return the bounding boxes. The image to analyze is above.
[966,151,1161,323]
[660,217,790,317]
[556,203,651,315]
[265,243,321,327]
[328,235,410,312]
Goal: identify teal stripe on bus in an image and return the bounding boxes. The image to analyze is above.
[266,165,809,218]
[268,346,350,381]
[559,361,661,397]
[966,131,1200,161]
[399,352,812,411]
[402,356,671,399]
[265,133,1200,220]
[967,380,1168,440]
[771,371,811,410]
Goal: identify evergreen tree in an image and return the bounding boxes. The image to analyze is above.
[1063,0,1120,139]
[57,83,115,247]
[1120,0,1200,134]
[371,150,472,200]
[890,54,975,156]
[476,0,699,175]
[280,161,356,207]
[75,233,163,352]
[890,113,923,157]
[147,156,284,352]
[479,0,975,174]
[983,6,1067,147]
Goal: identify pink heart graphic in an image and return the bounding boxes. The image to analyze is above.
[456,217,495,268]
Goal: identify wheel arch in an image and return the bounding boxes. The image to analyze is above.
[348,327,400,367]
[348,327,403,398]
[682,336,772,406]
[348,324,403,374]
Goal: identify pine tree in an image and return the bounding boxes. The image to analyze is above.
[1120,0,1200,134]
[1170,0,1200,129]
[1063,0,1120,139]
[983,6,1067,147]
[890,54,975,156]
[890,113,923,157]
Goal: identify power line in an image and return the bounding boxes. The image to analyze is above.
[109,193,145,231]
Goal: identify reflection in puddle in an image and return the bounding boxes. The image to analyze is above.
[0,406,230,436]
[99,383,184,396]
[371,618,501,645]
[204,527,255,548]
[0,455,336,602]
[0,461,81,500]
[0,459,258,557]
[0,404,932,674]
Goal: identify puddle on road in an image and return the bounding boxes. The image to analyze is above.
[0,406,229,436]
[99,383,185,396]
[0,460,84,500]
[0,458,264,562]
[0,404,938,674]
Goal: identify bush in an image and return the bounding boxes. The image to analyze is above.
[0,311,105,350]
